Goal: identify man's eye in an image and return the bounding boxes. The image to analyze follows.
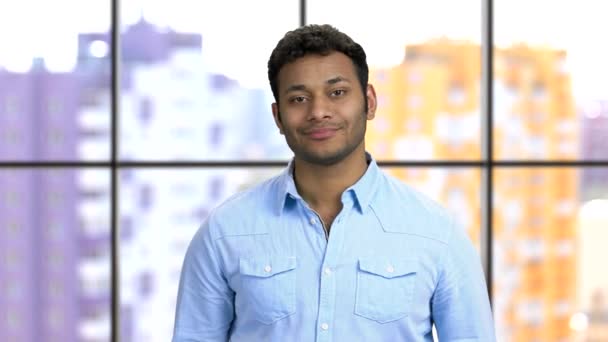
[291,96,307,103]
[331,89,346,97]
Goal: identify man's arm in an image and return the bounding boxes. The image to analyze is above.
[431,218,496,341]
[173,219,234,342]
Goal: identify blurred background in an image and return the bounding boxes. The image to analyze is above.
[0,0,607,341]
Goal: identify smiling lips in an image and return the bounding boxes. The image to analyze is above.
[305,127,340,140]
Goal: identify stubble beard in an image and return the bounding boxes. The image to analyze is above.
[285,107,368,167]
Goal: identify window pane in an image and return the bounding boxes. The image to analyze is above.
[308,0,482,160]
[0,168,111,341]
[493,167,608,341]
[495,0,608,160]
[118,1,298,161]
[119,165,481,341]
[0,1,111,161]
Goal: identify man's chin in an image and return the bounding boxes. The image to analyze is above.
[298,150,348,167]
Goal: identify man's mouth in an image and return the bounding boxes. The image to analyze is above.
[306,127,339,140]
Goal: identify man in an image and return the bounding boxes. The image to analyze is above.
[173,24,495,341]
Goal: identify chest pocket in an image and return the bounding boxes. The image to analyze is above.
[238,256,297,324]
[355,257,417,323]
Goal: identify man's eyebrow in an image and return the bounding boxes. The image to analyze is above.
[284,84,306,94]
[283,76,351,95]
[327,76,351,85]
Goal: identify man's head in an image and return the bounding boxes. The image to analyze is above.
[268,24,369,103]
[267,25,377,167]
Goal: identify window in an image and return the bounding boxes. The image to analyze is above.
[1,1,607,341]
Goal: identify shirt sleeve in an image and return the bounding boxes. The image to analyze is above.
[431,217,496,341]
[172,218,234,342]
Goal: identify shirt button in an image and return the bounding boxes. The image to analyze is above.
[324,267,332,276]
[264,265,272,273]
[387,265,394,273]
[320,323,329,331]
[310,217,317,225]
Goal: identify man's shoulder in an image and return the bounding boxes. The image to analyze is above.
[204,173,283,238]
[374,172,455,244]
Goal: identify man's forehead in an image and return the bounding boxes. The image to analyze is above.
[278,52,356,86]
[282,51,350,68]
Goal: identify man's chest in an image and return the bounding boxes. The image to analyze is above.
[214,219,442,325]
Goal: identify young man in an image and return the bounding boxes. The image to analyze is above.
[173,24,496,341]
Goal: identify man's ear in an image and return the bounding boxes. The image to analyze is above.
[365,84,377,120]
[271,103,284,134]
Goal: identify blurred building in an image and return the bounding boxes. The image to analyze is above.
[0,67,111,341]
[494,45,578,160]
[581,100,608,200]
[103,19,278,342]
[494,45,578,342]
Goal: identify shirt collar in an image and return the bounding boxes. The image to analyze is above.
[274,158,299,215]
[275,152,381,216]
[344,152,381,214]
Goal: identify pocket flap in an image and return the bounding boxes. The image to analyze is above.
[239,256,297,278]
[358,257,417,279]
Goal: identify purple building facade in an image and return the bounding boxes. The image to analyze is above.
[0,24,113,342]
[0,18,204,342]
[0,69,85,341]
[581,101,608,199]
[0,169,36,341]
[0,72,36,159]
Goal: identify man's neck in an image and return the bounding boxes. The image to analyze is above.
[293,151,368,211]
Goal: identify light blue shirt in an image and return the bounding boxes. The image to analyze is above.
[173,155,496,341]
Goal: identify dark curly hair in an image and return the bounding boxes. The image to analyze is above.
[267,24,368,103]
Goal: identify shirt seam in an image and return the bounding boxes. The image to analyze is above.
[384,232,450,245]
[207,216,230,281]
[431,215,456,309]
[369,204,450,245]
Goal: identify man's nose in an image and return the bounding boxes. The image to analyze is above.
[308,96,333,121]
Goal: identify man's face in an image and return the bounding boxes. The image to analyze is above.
[272,51,377,166]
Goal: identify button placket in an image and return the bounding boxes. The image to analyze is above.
[307,211,329,240]
[312,204,348,342]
